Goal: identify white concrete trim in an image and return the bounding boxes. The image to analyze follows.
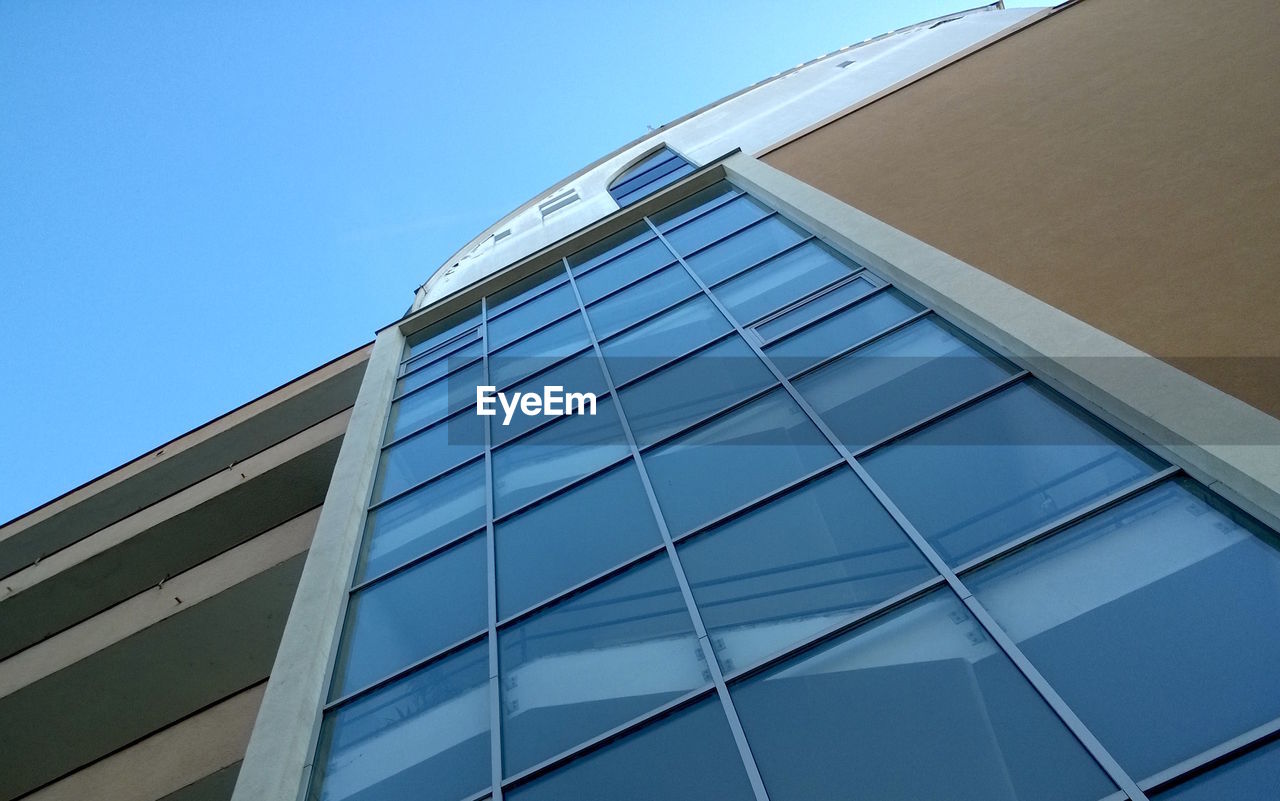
[231,326,403,801]
[723,153,1280,531]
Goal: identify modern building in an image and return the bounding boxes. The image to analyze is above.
[3,1,1279,800]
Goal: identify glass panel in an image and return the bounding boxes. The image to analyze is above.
[600,295,731,387]
[506,699,755,801]
[488,283,578,352]
[755,276,876,342]
[610,151,684,198]
[492,350,608,447]
[714,241,856,324]
[332,534,486,697]
[496,461,662,618]
[684,215,808,286]
[864,380,1164,566]
[358,460,485,584]
[385,359,485,444]
[645,389,837,535]
[1157,739,1280,800]
[489,312,589,390]
[373,411,483,503]
[397,338,482,397]
[970,479,1280,779]
[662,195,771,256]
[312,643,489,801]
[765,288,923,376]
[619,335,775,448]
[609,149,676,190]
[499,556,702,775]
[492,396,629,516]
[584,263,699,340]
[488,263,567,318]
[732,590,1116,801]
[794,316,1019,451]
[574,238,675,305]
[613,162,694,207]
[651,181,739,232]
[406,304,480,360]
[566,221,653,273]
[679,469,936,672]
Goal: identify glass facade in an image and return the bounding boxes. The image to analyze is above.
[308,178,1280,801]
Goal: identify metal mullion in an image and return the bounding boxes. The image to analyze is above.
[495,542,669,629]
[953,466,1181,577]
[635,380,781,454]
[569,230,659,280]
[580,257,680,307]
[852,371,1031,458]
[490,451,633,524]
[350,525,487,593]
[392,353,484,403]
[701,234,814,290]
[610,330,738,391]
[493,342,597,393]
[485,271,570,325]
[323,628,489,712]
[677,209,782,261]
[488,305,581,357]
[611,153,687,197]
[784,308,932,381]
[594,287,707,346]
[646,215,1149,801]
[500,685,717,791]
[1139,715,1280,795]
[481,297,505,801]
[669,460,846,545]
[489,385,614,449]
[381,400,479,451]
[563,255,773,801]
[400,329,481,376]
[367,451,485,512]
[654,186,744,237]
[758,280,894,344]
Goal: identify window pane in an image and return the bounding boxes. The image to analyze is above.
[567,222,653,273]
[610,152,685,199]
[864,380,1164,566]
[332,534,487,697]
[732,590,1115,801]
[585,263,699,340]
[496,461,662,618]
[493,396,629,516]
[373,411,483,503]
[685,215,808,286]
[645,389,837,535]
[620,335,775,448]
[488,283,578,351]
[601,295,731,387]
[488,263,567,318]
[1157,739,1280,800]
[765,288,923,376]
[499,556,702,775]
[506,699,755,801]
[492,350,608,446]
[385,359,485,444]
[613,162,694,206]
[794,316,1018,451]
[397,339,482,397]
[969,479,1280,779]
[679,469,936,672]
[358,460,485,584]
[651,181,739,232]
[312,643,489,801]
[574,238,675,305]
[662,195,771,256]
[406,303,480,360]
[714,241,856,324]
[489,312,589,390]
[755,276,876,342]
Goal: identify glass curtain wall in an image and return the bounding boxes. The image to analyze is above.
[307,179,1280,801]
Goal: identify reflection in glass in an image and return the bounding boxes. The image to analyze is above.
[600,295,731,387]
[680,469,936,671]
[663,195,771,256]
[714,241,856,324]
[406,304,480,360]
[732,590,1115,801]
[372,411,483,503]
[312,642,489,801]
[491,350,608,446]
[585,263,699,340]
[488,263,567,318]
[764,288,922,376]
[397,339,482,398]
[500,557,702,775]
[755,276,876,342]
[567,222,653,273]
[1157,739,1280,800]
[970,479,1280,779]
[864,380,1164,566]
[685,215,808,286]
[574,238,675,305]
[384,359,485,444]
[489,312,590,389]
[488,283,578,352]
[650,181,739,232]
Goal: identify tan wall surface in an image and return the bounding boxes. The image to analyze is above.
[763,0,1280,418]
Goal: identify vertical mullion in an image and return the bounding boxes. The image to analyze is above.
[643,217,1149,801]
[481,297,504,801]
[562,256,774,801]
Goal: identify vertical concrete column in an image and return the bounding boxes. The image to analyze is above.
[231,325,403,801]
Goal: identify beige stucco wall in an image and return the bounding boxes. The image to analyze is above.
[763,0,1280,419]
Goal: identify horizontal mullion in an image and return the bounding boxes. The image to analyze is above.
[491,450,634,525]
[381,399,484,450]
[402,327,481,372]
[953,466,1181,577]
[1140,715,1280,795]
[853,371,1031,458]
[596,293,724,352]
[741,272,873,332]
[488,306,582,357]
[610,154,687,198]
[324,628,488,712]
[610,329,739,392]
[350,524,487,593]
[786,308,933,382]
[500,684,717,790]
[570,231,661,280]
[652,187,744,237]
[392,353,484,403]
[705,234,816,290]
[755,276,890,344]
[494,341,597,393]
[637,379,782,453]
[677,209,782,262]
[368,450,486,512]
[485,271,571,326]
[581,257,681,307]
[487,387,616,454]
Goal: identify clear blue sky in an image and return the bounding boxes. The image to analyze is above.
[0,1,1027,522]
